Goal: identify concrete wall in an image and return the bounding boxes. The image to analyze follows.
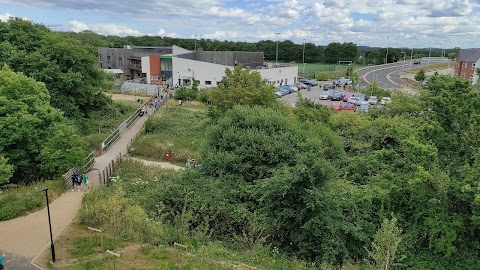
[172,45,192,55]
[97,48,131,74]
[141,56,151,84]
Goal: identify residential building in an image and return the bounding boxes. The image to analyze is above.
[97,45,298,88]
[454,48,480,85]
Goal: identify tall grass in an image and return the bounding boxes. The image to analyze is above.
[130,101,210,164]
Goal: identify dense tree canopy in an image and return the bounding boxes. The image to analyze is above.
[0,66,86,184]
[0,18,111,117]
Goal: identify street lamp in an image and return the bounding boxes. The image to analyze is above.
[385,37,389,64]
[302,39,306,73]
[401,51,406,74]
[194,35,197,51]
[275,32,280,66]
[40,188,55,262]
[410,48,414,68]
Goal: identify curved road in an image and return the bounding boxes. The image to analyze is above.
[357,60,441,89]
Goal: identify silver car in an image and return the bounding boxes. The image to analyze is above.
[368,96,378,105]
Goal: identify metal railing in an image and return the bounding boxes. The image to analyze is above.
[100,102,146,153]
[99,152,122,186]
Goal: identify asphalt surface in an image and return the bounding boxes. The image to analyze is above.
[357,60,446,89]
[280,83,362,108]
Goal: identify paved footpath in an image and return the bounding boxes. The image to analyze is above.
[0,104,158,269]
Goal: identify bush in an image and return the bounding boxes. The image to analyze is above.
[174,86,198,101]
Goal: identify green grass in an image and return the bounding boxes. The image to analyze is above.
[404,62,451,74]
[0,179,65,221]
[130,100,210,164]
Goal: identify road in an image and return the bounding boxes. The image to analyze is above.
[357,60,444,89]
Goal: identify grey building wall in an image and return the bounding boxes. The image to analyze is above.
[97,48,132,74]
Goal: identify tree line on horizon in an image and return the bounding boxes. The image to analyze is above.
[67,30,459,65]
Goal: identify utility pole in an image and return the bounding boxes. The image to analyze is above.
[40,188,55,262]
[275,32,280,66]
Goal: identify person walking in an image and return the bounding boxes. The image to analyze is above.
[0,250,5,270]
[307,84,311,91]
[76,174,83,191]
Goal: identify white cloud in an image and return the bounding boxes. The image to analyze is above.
[0,12,14,22]
[69,20,89,32]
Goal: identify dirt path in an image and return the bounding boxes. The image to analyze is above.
[125,156,184,171]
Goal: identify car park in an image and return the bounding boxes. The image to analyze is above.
[319,89,335,100]
[380,97,392,105]
[368,96,378,105]
[359,101,370,112]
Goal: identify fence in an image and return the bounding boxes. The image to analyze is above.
[100,102,147,154]
[98,152,122,185]
[65,151,95,190]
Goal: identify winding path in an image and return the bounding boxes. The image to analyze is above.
[0,103,166,269]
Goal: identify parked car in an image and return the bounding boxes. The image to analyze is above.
[368,96,378,105]
[343,93,353,102]
[359,101,370,112]
[322,82,335,90]
[330,101,343,110]
[295,82,307,89]
[275,90,285,97]
[331,91,344,101]
[288,85,299,92]
[342,102,356,112]
[413,60,421,64]
[356,94,366,101]
[336,77,353,87]
[380,97,392,105]
[279,85,292,94]
[300,79,318,86]
[348,96,364,106]
[319,90,335,100]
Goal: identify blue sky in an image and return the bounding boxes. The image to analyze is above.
[1,0,480,48]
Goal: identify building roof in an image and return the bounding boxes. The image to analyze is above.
[459,48,480,62]
[103,69,124,74]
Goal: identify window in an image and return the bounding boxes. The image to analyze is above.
[205,81,212,85]
[118,58,123,67]
[107,56,111,64]
[285,79,288,84]
[99,54,101,60]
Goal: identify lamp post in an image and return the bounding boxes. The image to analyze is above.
[385,37,389,64]
[40,188,55,262]
[275,32,280,66]
[302,39,306,73]
[410,48,414,68]
[401,51,406,74]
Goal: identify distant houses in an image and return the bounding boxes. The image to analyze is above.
[454,48,480,85]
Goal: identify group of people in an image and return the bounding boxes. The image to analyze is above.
[71,173,88,191]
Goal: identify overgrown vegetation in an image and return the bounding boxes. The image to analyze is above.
[78,72,480,269]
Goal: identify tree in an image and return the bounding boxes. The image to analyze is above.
[0,66,86,184]
[0,18,112,117]
[208,66,277,114]
[415,69,426,82]
[369,217,403,270]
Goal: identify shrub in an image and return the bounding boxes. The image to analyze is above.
[174,86,198,101]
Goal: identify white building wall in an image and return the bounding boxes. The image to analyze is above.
[172,57,299,89]
[141,56,151,84]
[255,66,299,86]
[172,57,232,88]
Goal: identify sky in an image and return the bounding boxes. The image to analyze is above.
[1,0,480,49]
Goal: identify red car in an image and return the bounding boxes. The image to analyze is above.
[343,93,353,102]
[330,101,343,110]
[342,102,356,112]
